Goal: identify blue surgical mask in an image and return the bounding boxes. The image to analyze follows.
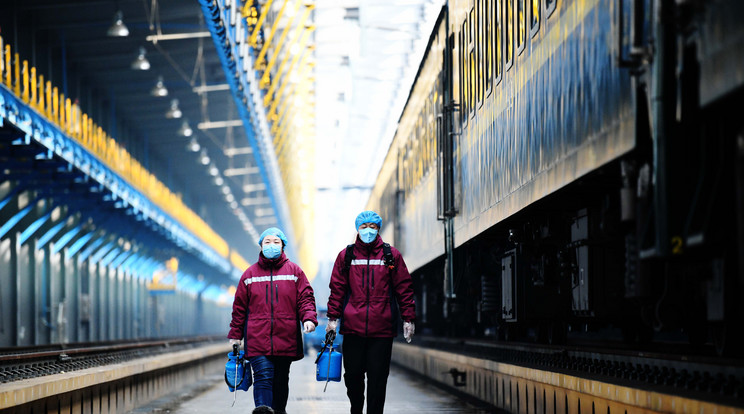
[359,228,378,244]
[262,244,282,259]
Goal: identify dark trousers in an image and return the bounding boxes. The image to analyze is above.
[248,355,292,413]
[342,335,394,414]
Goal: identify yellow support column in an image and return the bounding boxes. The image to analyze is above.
[45,81,52,119]
[22,60,29,103]
[30,67,37,109]
[37,75,44,112]
[262,13,314,107]
[52,87,59,124]
[4,46,10,86]
[65,98,71,134]
[255,0,292,69]
[13,53,20,96]
[260,0,303,88]
[266,37,313,111]
[0,36,3,85]
[248,0,275,47]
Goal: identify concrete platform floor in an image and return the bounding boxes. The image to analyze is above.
[166,352,498,414]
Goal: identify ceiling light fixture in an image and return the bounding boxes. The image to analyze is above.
[150,76,168,97]
[107,10,129,37]
[130,47,150,70]
[208,163,219,176]
[178,119,193,137]
[186,137,201,152]
[165,99,182,119]
[199,149,210,165]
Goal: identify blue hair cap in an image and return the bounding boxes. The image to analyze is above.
[258,227,288,246]
[355,211,382,230]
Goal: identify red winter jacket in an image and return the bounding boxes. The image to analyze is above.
[228,252,317,360]
[327,235,416,337]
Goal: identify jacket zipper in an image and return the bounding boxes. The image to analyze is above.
[270,269,274,354]
[365,256,370,336]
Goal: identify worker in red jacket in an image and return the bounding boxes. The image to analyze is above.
[228,227,317,414]
[326,211,416,414]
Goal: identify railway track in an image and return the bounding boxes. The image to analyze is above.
[0,336,221,383]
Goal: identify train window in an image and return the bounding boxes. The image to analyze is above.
[484,0,492,96]
[517,0,525,55]
[460,21,468,124]
[469,7,475,116]
[530,0,540,37]
[494,0,502,86]
[476,2,483,106]
[505,0,514,70]
[545,0,556,18]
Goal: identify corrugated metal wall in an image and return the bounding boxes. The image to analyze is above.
[0,183,230,347]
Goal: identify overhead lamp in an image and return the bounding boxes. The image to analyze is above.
[214,176,224,186]
[150,76,168,97]
[199,149,210,165]
[131,47,150,70]
[208,163,219,176]
[165,99,182,119]
[178,119,193,137]
[186,137,200,152]
[107,10,129,37]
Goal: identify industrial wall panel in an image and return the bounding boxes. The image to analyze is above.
[49,242,65,344]
[0,238,15,346]
[17,236,35,346]
[91,261,103,342]
[63,255,79,343]
[123,272,132,339]
[114,268,124,340]
[33,240,48,345]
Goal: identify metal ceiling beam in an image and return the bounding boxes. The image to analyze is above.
[197,120,243,129]
[146,32,212,42]
[198,0,292,249]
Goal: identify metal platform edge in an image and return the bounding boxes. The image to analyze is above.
[0,343,227,411]
[391,343,744,414]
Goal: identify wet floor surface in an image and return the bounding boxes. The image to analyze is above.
[168,353,499,414]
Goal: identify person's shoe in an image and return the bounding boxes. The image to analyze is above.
[252,406,274,414]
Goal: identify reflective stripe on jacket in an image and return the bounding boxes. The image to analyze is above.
[228,252,317,360]
[327,235,416,337]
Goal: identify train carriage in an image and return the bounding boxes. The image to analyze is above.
[367,0,744,352]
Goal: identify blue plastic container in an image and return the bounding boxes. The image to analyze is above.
[316,345,342,382]
[225,347,251,392]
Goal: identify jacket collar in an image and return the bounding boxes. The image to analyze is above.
[354,233,383,254]
[257,250,289,269]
